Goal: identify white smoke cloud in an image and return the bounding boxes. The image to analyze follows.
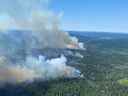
[0,0,84,84]
[0,55,82,83]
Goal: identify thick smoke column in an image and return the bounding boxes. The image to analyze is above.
[0,0,84,49]
[0,0,84,83]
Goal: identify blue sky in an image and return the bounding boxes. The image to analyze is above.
[51,0,128,32]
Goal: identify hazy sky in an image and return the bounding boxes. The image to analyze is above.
[51,0,128,33]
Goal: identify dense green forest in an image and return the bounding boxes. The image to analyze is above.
[1,32,128,96]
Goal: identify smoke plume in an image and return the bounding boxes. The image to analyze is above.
[0,55,82,83]
[0,0,84,83]
[0,0,84,49]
